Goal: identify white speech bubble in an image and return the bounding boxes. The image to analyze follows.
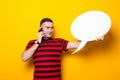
[71,11,111,54]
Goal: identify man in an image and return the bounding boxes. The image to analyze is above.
[22,18,103,80]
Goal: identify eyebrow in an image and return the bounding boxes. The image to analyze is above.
[45,26,54,28]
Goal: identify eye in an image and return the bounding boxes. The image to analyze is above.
[51,27,54,29]
[47,27,49,29]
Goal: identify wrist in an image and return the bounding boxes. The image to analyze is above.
[34,40,41,45]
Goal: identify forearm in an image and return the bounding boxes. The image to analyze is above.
[66,41,81,49]
[22,31,43,62]
[22,43,39,62]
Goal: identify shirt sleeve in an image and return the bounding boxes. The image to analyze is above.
[61,39,69,51]
[25,40,35,50]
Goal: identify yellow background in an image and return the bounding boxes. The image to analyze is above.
[0,0,120,80]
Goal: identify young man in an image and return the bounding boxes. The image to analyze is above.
[22,18,103,80]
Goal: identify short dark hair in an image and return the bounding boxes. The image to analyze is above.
[40,18,53,27]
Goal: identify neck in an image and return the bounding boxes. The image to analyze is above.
[42,37,52,40]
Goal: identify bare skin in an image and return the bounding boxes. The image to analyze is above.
[22,22,104,61]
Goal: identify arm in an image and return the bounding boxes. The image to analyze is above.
[22,32,43,62]
[66,36,104,49]
[22,43,39,62]
[66,41,80,49]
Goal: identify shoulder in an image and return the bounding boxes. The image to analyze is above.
[54,38,63,40]
[52,38,65,41]
[54,38,70,40]
[52,38,69,43]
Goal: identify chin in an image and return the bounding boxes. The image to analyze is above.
[46,35,53,38]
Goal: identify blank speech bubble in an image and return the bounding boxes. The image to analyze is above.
[71,11,111,54]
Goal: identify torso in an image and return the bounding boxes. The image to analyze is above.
[33,38,66,80]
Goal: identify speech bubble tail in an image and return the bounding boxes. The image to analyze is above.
[72,41,88,54]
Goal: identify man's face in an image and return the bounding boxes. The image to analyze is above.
[41,22,54,38]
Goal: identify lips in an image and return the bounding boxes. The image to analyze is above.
[48,32,53,35]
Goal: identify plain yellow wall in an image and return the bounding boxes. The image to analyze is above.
[0,0,120,80]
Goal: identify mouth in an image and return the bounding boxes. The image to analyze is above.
[44,33,53,37]
[48,32,53,35]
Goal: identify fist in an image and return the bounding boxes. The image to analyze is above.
[95,36,104,41]
[37,31,44,43]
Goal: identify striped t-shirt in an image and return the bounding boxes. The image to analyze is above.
[25,38,68,80]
